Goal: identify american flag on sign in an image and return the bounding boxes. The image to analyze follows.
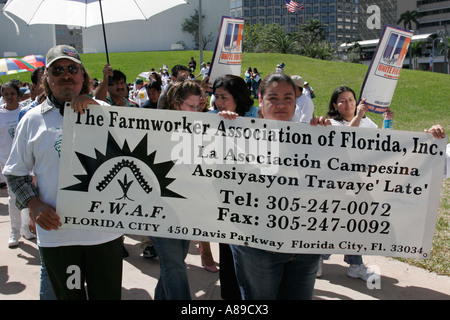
[285,0,305,12]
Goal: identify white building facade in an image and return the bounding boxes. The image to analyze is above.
[1,0,230,57]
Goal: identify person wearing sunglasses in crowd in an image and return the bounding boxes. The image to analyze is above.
[3,45,123,300]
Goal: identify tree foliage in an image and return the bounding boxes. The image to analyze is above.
[345,42,362,63]
[397,10,422,68]
[243,19,333,60]
[294,18,327,46]
[397,10,422,31]
[181,9,214,50]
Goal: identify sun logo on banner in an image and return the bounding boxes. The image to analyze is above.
[62,132,184,200]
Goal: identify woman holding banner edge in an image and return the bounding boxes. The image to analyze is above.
[319,86,389,280]
[228,73,330,300]
[209,74,259,299]
[316,86,446,280]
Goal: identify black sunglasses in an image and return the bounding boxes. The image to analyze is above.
[48,65,81,77]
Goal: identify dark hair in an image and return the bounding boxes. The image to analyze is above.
[10,79,22,87]
[145,80,161,92]
[326,86,357,121]
[171,65,189,79]
[110,70,127,84]
[213,74,254,116]
[149,71,162,86]
[259,72,296,99]
[31,66,45,85]
[1,81,20,96]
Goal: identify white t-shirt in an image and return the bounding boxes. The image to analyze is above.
[303,86,314,97]
[132,87,148,107]
[294,95,315,123]
[329,117,378,128]
[0,105,23,167]
[3,99,121,247]
[199,66,210,80]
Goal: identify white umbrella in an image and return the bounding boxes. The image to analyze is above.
[2,0,188,62]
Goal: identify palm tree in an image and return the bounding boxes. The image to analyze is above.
[410,40,424,70]
[397,10,422,68]
[437,36,450,74]
[265,29,299,54]
[397,10,422,31]
[303,42,333,60]
[295,19,327,46]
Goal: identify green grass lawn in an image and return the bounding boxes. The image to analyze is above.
[4,50,449,133]
[2,50,449,274]
[397,179,449,275]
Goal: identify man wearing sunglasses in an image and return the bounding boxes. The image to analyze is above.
[3,45,123,300]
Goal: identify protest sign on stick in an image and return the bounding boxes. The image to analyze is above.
[208,16,244,86]
[360,24,413,114]
[57,107,446,259]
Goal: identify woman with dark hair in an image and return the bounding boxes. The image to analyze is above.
[209,74,258,118]
[321,85,385,280]
[318,86,445,280]
[229,73,326,300]
[208,74,260,299]
[1,81,35,247]
[326,86,384,128]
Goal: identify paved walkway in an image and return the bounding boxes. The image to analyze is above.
[1,187,449,300]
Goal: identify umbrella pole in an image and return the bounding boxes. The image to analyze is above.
[98,0,110,64]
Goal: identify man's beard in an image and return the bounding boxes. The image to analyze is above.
[54,79,81,101]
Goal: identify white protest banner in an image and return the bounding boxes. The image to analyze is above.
[208,16,244,86]
[360,24,413,114]
[57,107,446,258]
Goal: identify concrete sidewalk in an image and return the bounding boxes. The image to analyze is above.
[1,187,449,300]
